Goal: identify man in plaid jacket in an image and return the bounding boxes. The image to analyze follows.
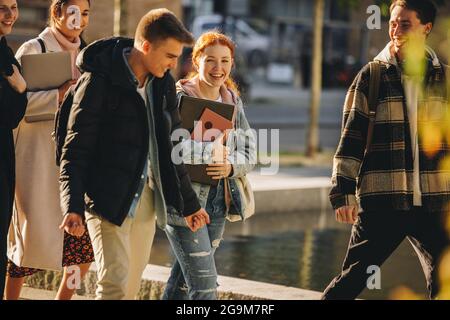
[322,0,450,299]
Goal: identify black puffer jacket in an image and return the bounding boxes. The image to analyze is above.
[0,37,27,299]
[59,37,200,226]
[0,37,28,219]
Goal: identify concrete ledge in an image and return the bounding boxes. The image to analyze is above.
[24,264,321,300]
[254,187,332,214]
[251,178,332,214]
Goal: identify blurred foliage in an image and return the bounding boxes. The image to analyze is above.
[338,0,391,16]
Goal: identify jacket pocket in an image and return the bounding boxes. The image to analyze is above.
[166,206,189,228]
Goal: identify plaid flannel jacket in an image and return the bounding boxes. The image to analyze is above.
[330,45,450,213]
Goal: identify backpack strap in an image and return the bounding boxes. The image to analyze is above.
[365,61,381,154]
[36,38,46,53]
[441,62,450,101]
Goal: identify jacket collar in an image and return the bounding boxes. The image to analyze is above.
[374,41,442,82]
[37,27,63,52]
[374,42,440,68]
[108,38,158,90]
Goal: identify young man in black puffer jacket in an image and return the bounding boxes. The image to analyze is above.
[59,9,210,300]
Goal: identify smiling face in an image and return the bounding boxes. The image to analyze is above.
[141,37,183,78]
[0,0,18,36]
[52,0,90,40]
[389,5,432,58]
[196,43,233,89]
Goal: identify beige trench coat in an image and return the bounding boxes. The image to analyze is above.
[7,28,72,271]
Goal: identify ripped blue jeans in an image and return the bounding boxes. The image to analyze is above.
[163,182,226,300]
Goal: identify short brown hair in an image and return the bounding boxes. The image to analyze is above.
[135,8,194,46]
[390,0,437,26]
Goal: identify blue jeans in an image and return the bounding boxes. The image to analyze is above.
[163,181,227,300]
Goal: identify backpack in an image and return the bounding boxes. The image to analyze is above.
[44,37,115,166]
[53,76,120,166]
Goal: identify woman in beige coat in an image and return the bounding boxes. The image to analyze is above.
[5,0,93,300]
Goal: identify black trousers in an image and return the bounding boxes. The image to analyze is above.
[322,207,449,300]
[0,169,13,300]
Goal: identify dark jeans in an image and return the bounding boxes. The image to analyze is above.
[0,170,13,300]
[322,207,449,300]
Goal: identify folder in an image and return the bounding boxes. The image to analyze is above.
[179,96,235,186]
[190,107,233,142]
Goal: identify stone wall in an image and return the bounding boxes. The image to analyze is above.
[24,269,261,300]
[84,0,183,42]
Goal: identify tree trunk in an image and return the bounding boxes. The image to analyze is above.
[113,0,127,36]
[306,0,324,157]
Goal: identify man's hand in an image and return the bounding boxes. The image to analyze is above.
[335,205,359,224]
[184,208,210,232]
[59,213,85,237]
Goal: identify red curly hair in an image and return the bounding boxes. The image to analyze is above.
[189,31,240,97]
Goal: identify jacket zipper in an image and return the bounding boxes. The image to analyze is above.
[119,90,150,222]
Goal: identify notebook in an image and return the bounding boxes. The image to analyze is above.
[179,95,235,186]
[190,107,233,142]
[21,51,72,92]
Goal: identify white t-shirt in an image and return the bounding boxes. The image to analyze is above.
[402,75,422,206]
[136,78,155,190]
[137,78,149,103]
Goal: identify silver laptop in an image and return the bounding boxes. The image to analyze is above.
[21,51,72,92]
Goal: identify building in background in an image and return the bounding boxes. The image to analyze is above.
[6,0,449,87]
[7,0,49,50]
[183,0,450,87]
[7,0,183,50]
[182,0,366,87]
